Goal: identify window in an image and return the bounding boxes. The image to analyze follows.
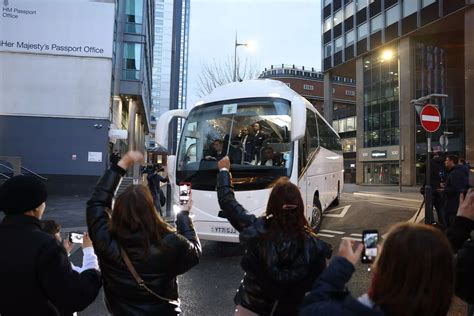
[125,0,143,33]
[346,30,355,46]
[357,0,368,11]
[324,43,332,58]
[304,84,314,90]
[123,42,142,80]
[317,114,342,153]
[358,22,368,40]
[334,10,343,26]
[371,14,382,34]
[403,0,417,17]
[285,82,291,87]
[306,110,319,162]
[323,18,332,33]
[422,0,436,7]
[335,37,343,52]
[341,138,357,152]
[345,2,354,19]
[345,90,355,96]
[324,0,332,6]
[386,4,399,26]
[346,117,356,131]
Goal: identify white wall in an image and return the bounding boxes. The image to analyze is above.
[0,52,112,119]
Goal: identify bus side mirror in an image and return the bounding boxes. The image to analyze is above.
[155,109,189,151]
[291,96,306,141]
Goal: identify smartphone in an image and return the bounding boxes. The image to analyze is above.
[69,232,84,244]
[361,230,379,264]
[179,182,192,205]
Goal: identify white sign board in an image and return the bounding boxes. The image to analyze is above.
[0,0,115,58]
[88,152,102,163]
[109,129,128,140]
[222,104,238,115]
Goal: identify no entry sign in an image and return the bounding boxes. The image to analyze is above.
[420,104,441,133]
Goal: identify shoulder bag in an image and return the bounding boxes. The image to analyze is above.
[120,247,179,306]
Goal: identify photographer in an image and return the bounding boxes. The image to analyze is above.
[300,223,453,316]
[0,176,101,315]
[87,151,201,315]
[217,156,331,316]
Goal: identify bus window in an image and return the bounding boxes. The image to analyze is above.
[316,114,342,153]
[306,109,319,162]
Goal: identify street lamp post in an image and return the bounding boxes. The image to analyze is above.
[233,32,255,82]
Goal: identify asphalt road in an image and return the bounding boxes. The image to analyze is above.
[75,192,421,316]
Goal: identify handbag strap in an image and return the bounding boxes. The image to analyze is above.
[120,247,179,305]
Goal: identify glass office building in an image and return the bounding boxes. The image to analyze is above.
[322,0,474,185]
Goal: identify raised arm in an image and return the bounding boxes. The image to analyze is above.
[86,151,143,261]
[216,157,257,232]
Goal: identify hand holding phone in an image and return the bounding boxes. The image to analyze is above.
[179,183,192,206]
[69,232,84,244]
[361,230,379,264]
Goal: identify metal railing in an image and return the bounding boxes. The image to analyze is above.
[0,162,47,181]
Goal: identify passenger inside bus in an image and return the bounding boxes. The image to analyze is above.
[259,147,283,167]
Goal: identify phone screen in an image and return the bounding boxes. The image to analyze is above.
[69,232,84,244]
[362,230,378,264]
[179,183,191,205]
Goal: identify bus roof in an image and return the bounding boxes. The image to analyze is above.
[197,79,301,105]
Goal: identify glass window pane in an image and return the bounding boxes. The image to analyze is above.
[334,10,343,26]
[345,2,354,19]
[125,0,143,23]
[346,117,356,131]
[346,30,355,46]
[386,4,399,26]
[324,43,332,58]
[358,22,368,40]
[403,0,417,17]
[323,18,332,33]
[371,14,382,34]
[335,37,343,53]
[357,0,368,11]
[324,0,332,6]
[422,0,436,7]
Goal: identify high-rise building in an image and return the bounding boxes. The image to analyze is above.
[150,0,190,153]
[110,0,155,159]
[322,0,474,185]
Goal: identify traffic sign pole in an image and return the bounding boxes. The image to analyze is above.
[419,105,441,225]
[424,133,434,224]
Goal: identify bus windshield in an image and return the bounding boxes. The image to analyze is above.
[176,98,293,191]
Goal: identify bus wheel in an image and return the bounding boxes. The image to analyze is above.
[332,182,340,206]
[310,199,323,233]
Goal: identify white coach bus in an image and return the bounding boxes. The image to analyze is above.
[156,79,343,242]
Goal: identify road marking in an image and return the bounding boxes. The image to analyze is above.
[320,229,345,235]
[369,202,419,210]
[324,205,351,218]
[342,236,361,242]
[353,192,421,203]
[350,233,362,237]
[318,233,335,238]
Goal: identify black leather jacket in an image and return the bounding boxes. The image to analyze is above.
[87,166,201,315]
[217,171,331,316]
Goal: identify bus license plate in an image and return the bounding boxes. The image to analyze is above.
[211,226,237,234]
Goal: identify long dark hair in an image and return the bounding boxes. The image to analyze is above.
[109,184,174,257]
[370,222,454,316]
[265,177,313,239]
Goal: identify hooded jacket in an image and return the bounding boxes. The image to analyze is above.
[86,166,201,315]
[217,171,331,316]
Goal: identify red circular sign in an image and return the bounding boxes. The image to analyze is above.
[420,104,441,133]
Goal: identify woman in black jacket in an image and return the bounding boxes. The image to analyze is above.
[87,151,201,315]
[216,157,331,316]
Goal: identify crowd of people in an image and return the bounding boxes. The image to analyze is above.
[0,151,473,315]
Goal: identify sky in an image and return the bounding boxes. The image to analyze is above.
[186,0,322,108]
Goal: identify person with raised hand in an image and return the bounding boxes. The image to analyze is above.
[300,222,454,316]
[87,150,201,315]
[217,156,331,316]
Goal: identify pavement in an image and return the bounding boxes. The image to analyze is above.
[343,183,423,202]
